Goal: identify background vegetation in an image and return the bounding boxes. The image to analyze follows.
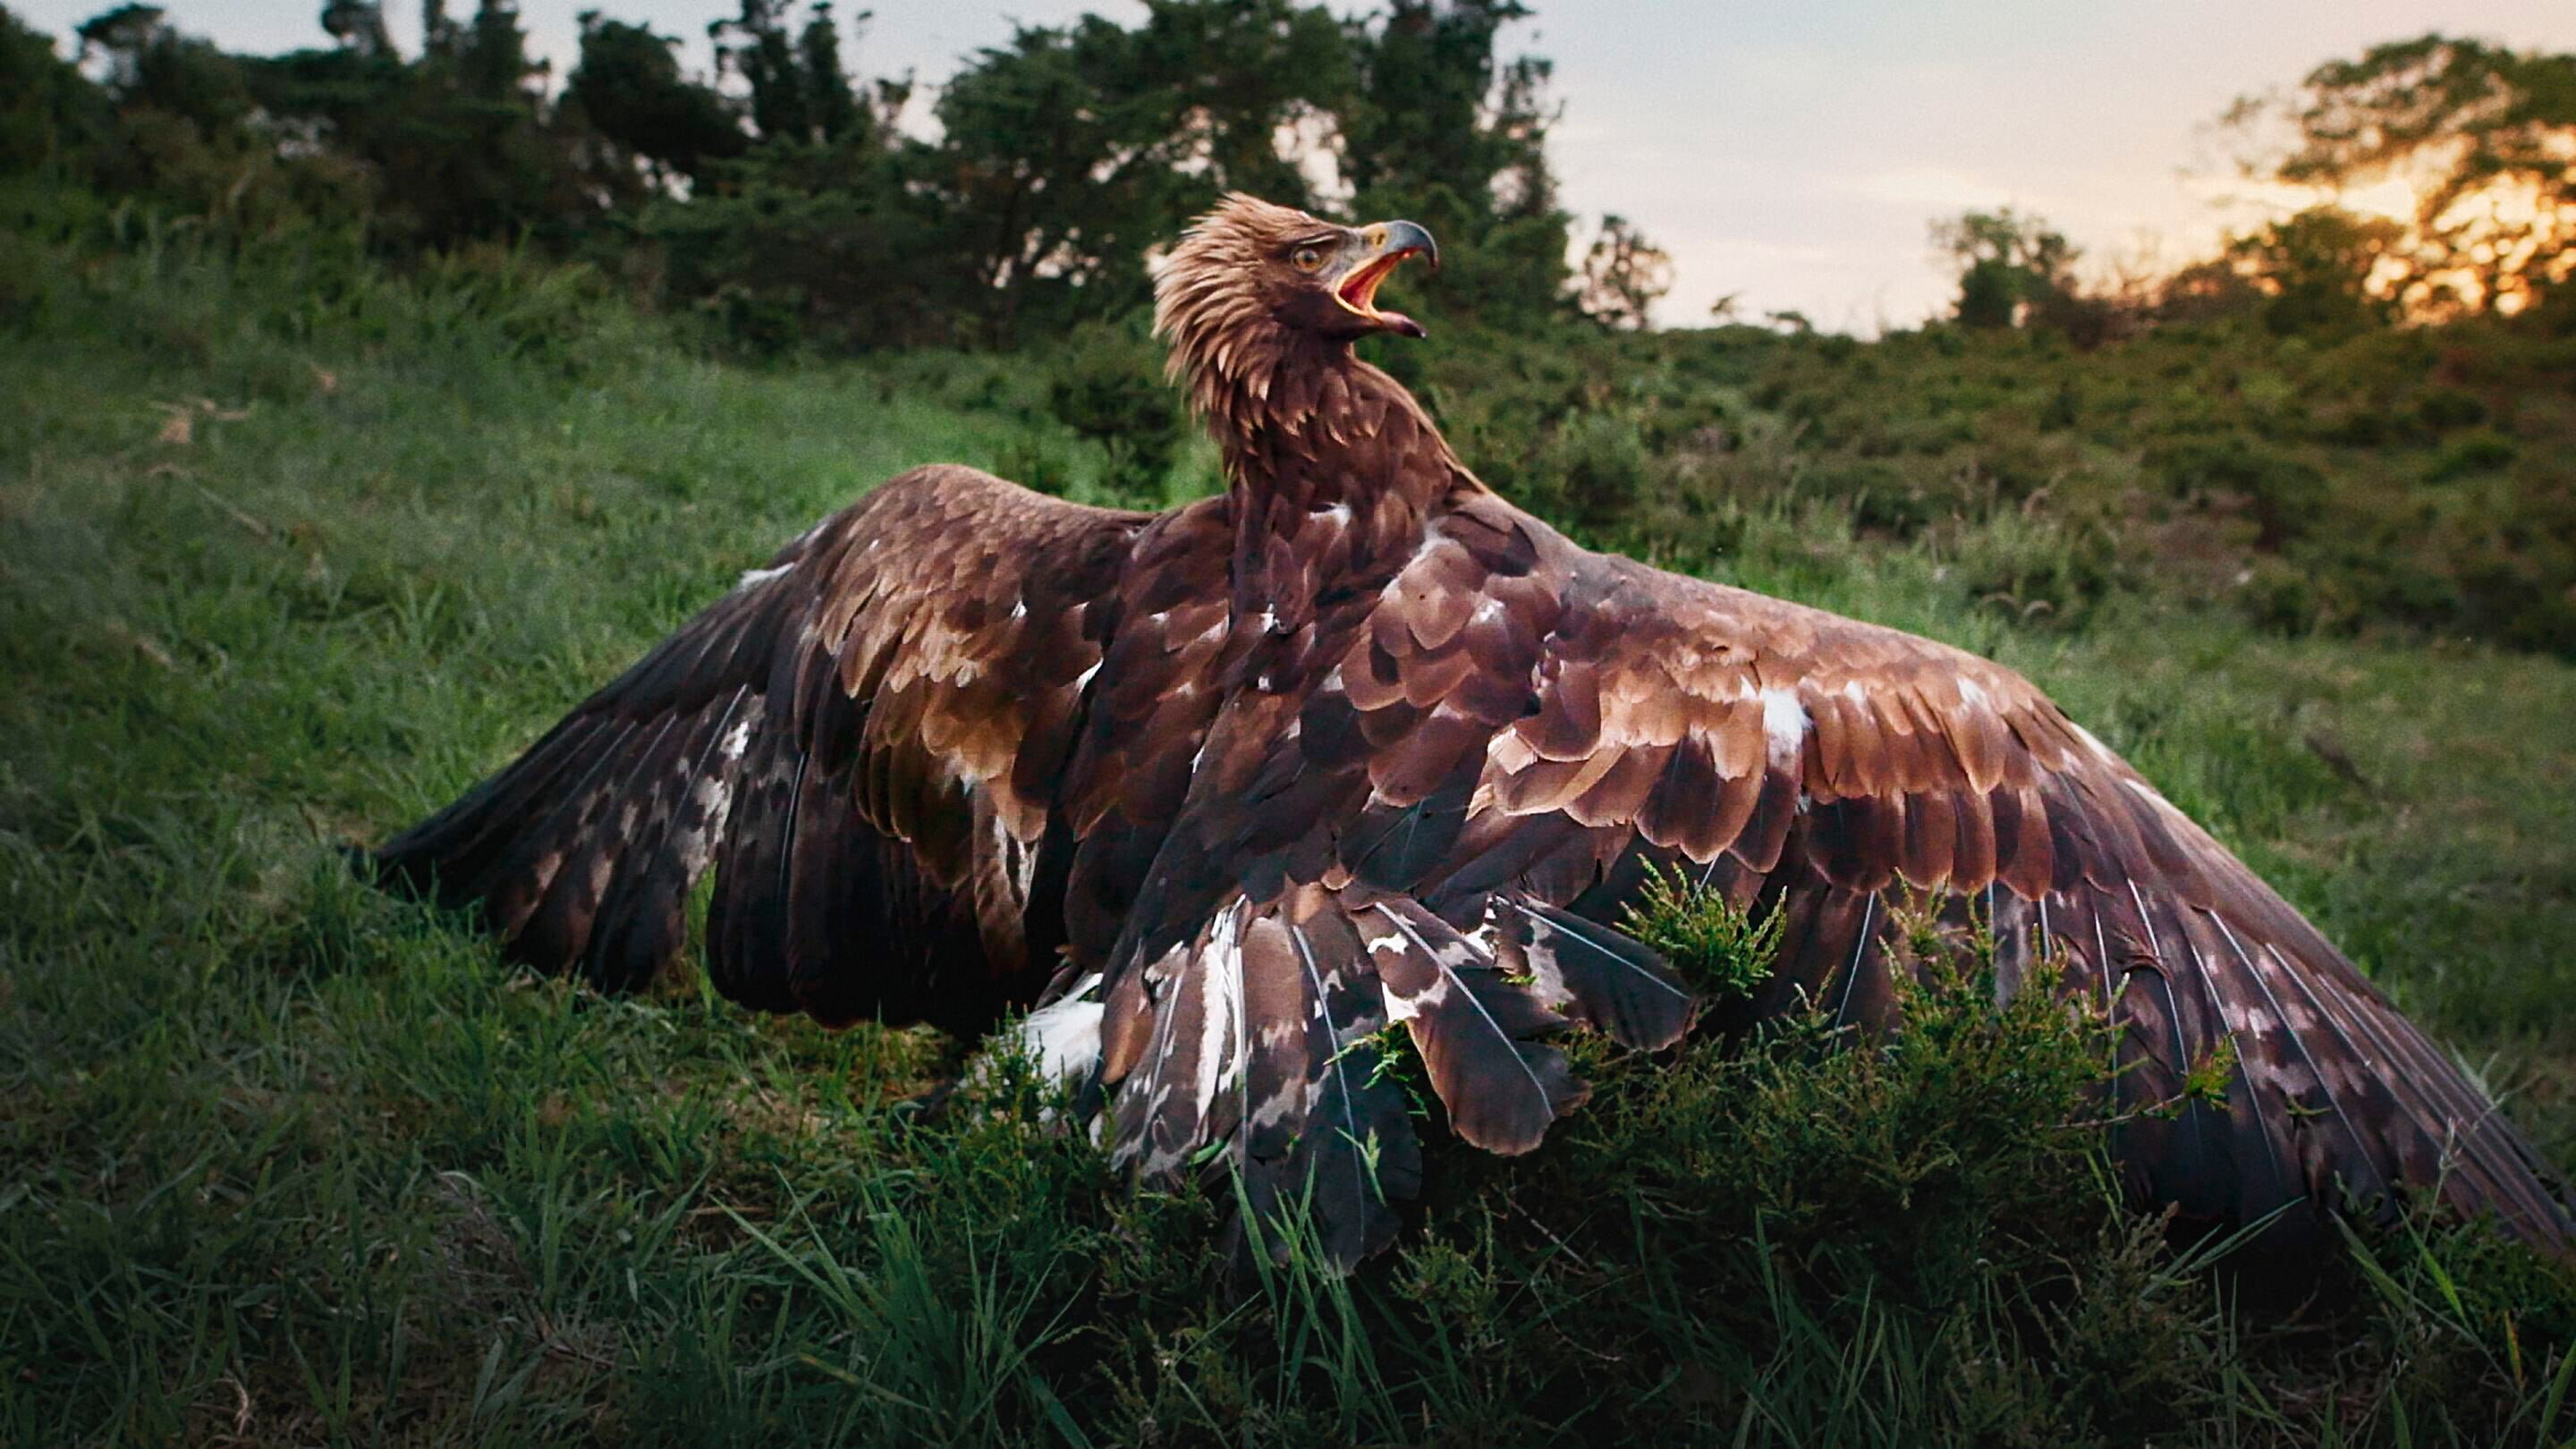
[4,2,2575,1444]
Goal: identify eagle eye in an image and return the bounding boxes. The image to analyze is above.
[1291,244,1325,272]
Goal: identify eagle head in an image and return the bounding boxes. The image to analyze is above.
[1153,193,1437,401]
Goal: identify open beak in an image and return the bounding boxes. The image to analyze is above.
[1332,220,1438,338]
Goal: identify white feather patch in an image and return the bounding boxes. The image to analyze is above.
[1014,973,1106,1083]
[1760,686,1810,771]
[716,711,758,765]
[2072,721,2120,762]
[1194,906,1248,1111]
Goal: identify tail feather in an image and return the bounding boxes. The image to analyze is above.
[1258,912,1423,1267]
[1494,894,1696,1050]
[1103,884,1584,1267]
[1113,902,1253,1182]
[1361,894,1586,1155]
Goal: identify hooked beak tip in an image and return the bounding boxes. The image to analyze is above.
[1383,220,1438,273]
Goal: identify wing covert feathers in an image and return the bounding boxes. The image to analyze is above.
[1437,513,2572,1255]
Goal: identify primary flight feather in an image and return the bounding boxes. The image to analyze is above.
[369,194,2571,1270]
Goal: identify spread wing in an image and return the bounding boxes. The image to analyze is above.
[1108,491,2569,1261]
[369,464,1144,1032]
[1397,504,2572,1251]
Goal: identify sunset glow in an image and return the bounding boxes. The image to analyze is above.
[14,0,2575,326]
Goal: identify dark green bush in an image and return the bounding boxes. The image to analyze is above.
[1953,513,2132,630]
[1046,320,1182,504]
[2419,386,2488,431]
[2429,429,2519,481]
[2152,439,2330,548]
[1526,411,1655,533]
[1820,455,1939,536]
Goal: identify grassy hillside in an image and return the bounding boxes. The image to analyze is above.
[1397,309,2576,657]
[6,229,2576,1445]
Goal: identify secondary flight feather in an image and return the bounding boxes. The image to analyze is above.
[369,194,2571,1269]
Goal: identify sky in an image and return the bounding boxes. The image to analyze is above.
[15,1,2576,328]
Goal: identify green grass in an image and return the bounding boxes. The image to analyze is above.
[7,227,2576,1445]
[1393,305,2576,657]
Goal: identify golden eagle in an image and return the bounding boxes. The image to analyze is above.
[369,195,2569,1268]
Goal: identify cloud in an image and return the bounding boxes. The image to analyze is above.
[1837,167,2019,212]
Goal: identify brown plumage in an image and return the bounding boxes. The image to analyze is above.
[369,193,2571,1271]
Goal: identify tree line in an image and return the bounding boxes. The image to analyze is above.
[3,4,2569,350]
[3,0,1617,347]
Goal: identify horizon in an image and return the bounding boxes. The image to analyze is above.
[13,0,2573,331]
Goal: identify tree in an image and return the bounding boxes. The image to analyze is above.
[711,0,809,145]
[1123,0,1350,208]
[319,0,392,58]
[2225,206,2402,334]
[797,2,861,146]
[22,0,1601,350]
[1576,214,1670,329]
[1341,0,1572,324]
[566,13,744,188]
[923,0,1349,343]
[2151,256,2263,326]
[2231,34,2576,316]
[641,139,938,350]
[71,4,298,223]
[1931,208,2077,329]
[420,0,456,59]
[1,7,114,178]
[77,4,257,131]
[1342,0,1533,201]
[454,0,540,104]
[710,0,870,148]
[923,17,1188,342]
[237,0,570,247]
[640,1,924,348]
